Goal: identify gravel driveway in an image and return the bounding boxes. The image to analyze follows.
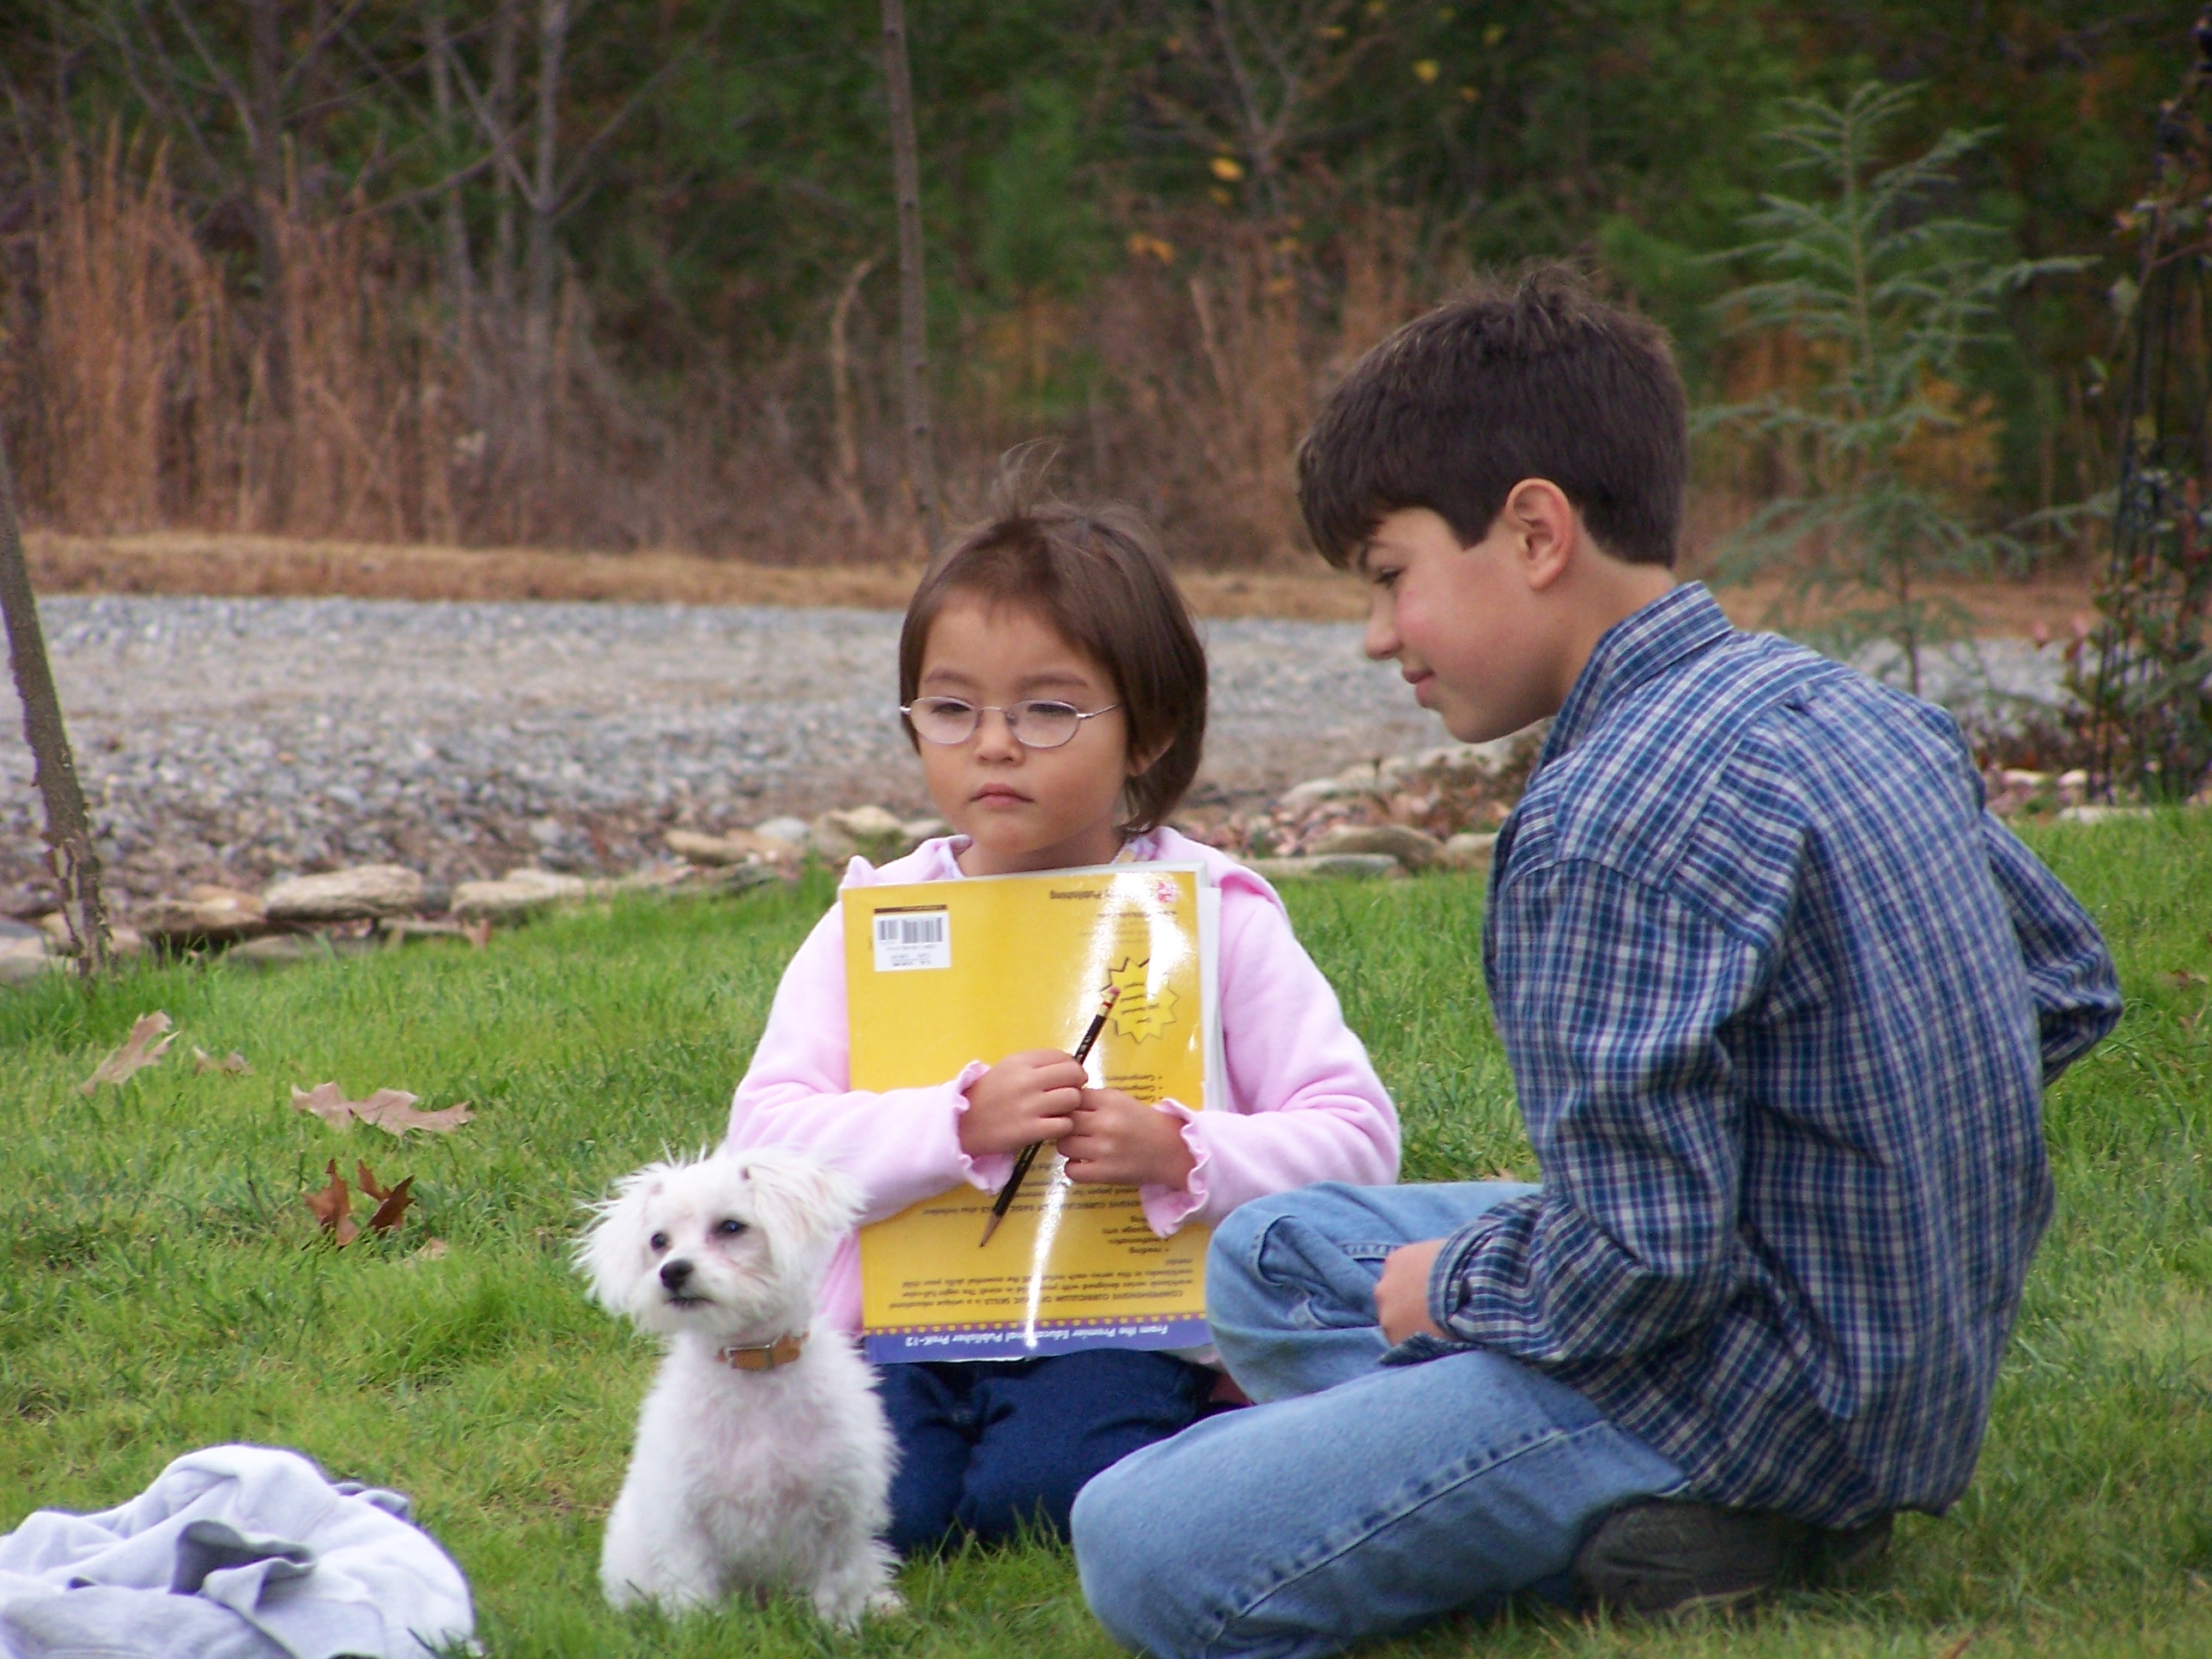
[0,595,1444,908]
[0,593,2068,913]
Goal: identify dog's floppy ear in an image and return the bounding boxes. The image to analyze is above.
[574,1164,666,1315]
[734,1151,863,1269]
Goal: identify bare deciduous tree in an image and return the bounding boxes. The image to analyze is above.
[880,0,939,554]
[0,434,107,975]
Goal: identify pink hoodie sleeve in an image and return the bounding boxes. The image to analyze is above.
[1137,876,1400,1233]
[725,894,1013,1224]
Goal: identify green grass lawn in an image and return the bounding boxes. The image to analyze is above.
[4,816,2210,1656]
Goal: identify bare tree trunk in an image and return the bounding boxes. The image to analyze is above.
[246,0,291,409]
[427,2,474,334]
[0,436,107,976]
[489,0,520,321]
[830,254,878,532]
[1206,0,1286,225]
[879,0,939,554]
[246,0,294,525]
[523,0,568,473]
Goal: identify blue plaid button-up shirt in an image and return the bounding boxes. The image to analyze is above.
[1430,584,2120,1528]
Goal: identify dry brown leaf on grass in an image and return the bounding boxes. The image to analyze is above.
[305,1160,360,1245]
[80,1012,179,1095]
[306,1159,416,1245]
[356,1161,416,1234]
[192,1047,253,1076]
[290,1081,474,1135]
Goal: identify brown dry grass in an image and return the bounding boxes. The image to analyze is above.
[27,528,2094,632]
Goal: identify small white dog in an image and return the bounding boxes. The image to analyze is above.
[576,1146,900,1626]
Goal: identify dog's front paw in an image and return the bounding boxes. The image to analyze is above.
[866,1585,908,1620]
[812,1567,904,1629]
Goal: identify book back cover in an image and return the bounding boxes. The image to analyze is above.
[843,862,1217,1362]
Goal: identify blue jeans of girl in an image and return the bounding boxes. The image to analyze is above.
[880,1348,1214,1558]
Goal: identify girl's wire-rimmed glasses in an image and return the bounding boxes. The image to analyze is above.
[901,696,1121,750]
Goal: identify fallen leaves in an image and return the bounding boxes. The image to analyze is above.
[2165,968,2208,989]
[305,1158,418,1245]
[290,1081,474,1136]
[81,1012,179,1094]
[356,1161,416,1232]
[306,1160,361,1244]
[82,1013,257,1093]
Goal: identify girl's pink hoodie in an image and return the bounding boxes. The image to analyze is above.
[725,826,1400,1335]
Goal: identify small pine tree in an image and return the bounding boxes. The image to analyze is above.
[1704,82,2084,695]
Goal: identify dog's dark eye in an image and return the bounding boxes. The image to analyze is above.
[648,1231,670,1252]
[715,1218,750,1237]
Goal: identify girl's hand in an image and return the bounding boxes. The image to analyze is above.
[959,1049,1087,1157]
[1060,1089,1197,1188]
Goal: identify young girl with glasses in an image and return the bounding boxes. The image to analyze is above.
[725,493,1399,1559]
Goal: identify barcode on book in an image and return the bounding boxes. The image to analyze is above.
[872,907,951,972]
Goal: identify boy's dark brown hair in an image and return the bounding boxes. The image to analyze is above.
[898,492,1206,836]
[1297,262,1686,568]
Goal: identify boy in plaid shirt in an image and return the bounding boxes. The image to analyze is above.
[1073,266,2120,1658]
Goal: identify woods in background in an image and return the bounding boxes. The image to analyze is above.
[0,1,2188,566]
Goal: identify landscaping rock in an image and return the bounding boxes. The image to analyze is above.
[755,816,812,851]
[451,866,591,921]
[264,864,425,921]
[2057,804,2156,824]
[812,805,907,863]
[1279,775,1373,811]
[377,917,477,945]
[609,860,705,892]
[1309,823,1443,868]
[1406,737,1523,781]
[901,816,951,848]
[0,932,54,984]
[665,827,789,866]
[700,861,782,896]
[35,913,144,955]
[137,884,270,944]
[1273,735,1532,816]
[1246,854,1406,882]
[226,935,313,969]
[1439,831,1498,870]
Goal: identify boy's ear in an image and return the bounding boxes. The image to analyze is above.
[1501,478,1580,592]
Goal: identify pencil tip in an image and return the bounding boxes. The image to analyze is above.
[977,1212,1002,1247]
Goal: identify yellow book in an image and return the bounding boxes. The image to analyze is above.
[842,861,1221,1362]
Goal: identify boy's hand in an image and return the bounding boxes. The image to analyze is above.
[1060,1088,1197,1188]
[959,1050,1087,1157]
[1374,1240,1449,1345]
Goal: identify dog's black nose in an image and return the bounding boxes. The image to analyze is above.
[659,1259,695,1291]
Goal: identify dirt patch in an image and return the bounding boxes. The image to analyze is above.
[23,529,2095,633]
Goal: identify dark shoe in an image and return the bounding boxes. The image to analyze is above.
[1569,1501,1893,1616]
[1570,1500,1808,1614]
[1810,1510,1893,1578]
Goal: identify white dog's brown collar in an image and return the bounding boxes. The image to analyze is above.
[715,1334,806,1372]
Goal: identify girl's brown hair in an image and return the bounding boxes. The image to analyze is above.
[897,492,1206,837]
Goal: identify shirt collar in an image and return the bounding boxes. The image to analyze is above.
[921,832,1155,878]
[1538,582,1734,769]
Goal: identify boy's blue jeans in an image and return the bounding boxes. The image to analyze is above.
[1071,1182,1687,1659]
